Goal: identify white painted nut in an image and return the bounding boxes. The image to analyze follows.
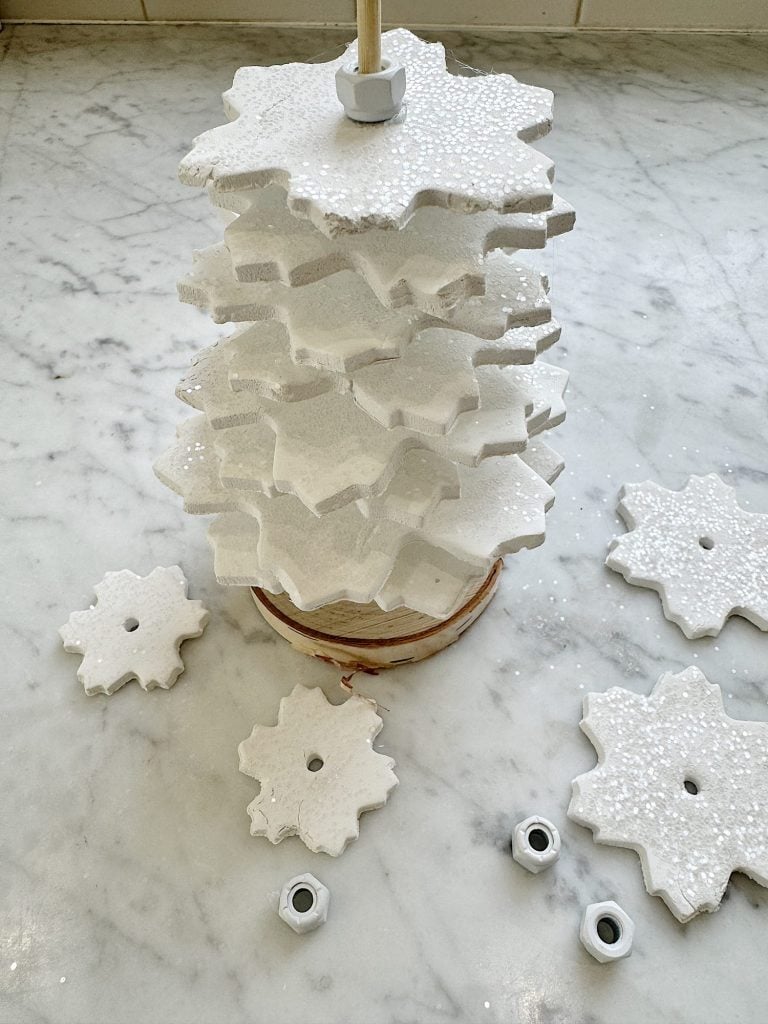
[278,873,330,935]
[580,901,634,963]
[335,59,406,123]
[512,816,561,874]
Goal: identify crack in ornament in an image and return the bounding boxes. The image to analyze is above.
[59,566,209,695]
[238,684,398,856]
[606,474,768,638]
[569,667,768,922]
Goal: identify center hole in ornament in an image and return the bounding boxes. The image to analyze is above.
[596,916,622,945]
[123,617,140,632]
[684,778,699,795]
[527,827,550,852]
[699,536,715,550]
[291,887,315,914]
[307,756,324,773]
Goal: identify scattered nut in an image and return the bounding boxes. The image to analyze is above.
[580,901,634,963]
[511,815,561,874]
[278,873,330,935]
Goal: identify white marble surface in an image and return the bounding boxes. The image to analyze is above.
[1,24,767,1024]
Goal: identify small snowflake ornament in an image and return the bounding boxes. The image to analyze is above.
[59,566,209,695]
[238,684,398,856]
[606,474,768,638]
[569,667,768,922]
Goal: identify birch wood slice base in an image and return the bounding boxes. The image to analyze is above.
[251,559,502,669]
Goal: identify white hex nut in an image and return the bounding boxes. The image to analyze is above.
[278,874,330,935]
[580,901,634,963]
[512,815,561,874]
[335,59,406,123]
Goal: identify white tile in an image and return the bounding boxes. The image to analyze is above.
[384,0,579,26]
[580,0,768,29]
[121,0,576,25]
[145,0,356,21]
[2,0,145,16]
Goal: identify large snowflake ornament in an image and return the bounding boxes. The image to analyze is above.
[606,474,768,638]
[59,566,209,695]
[238,684,398,856]
[569,667,768,922]
[179,29,555,236]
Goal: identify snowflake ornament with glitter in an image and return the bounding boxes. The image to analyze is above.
[569,667,768,922]
[178,29,555,237]
[606,473,768,638]
[59,566,209,695]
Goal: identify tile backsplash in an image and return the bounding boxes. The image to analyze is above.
[2,0,767,29]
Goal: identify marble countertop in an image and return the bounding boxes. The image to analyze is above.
[2,23,767,1024]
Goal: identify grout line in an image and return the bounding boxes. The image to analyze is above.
[2,19,768,32]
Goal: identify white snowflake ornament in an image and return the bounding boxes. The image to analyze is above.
[238,684,398,856]
[59,566,209,695]
[607,474,768,638]
[569,667,768,922]
[179,29,554,236]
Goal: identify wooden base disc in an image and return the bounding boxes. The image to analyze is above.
[251,560,502,670]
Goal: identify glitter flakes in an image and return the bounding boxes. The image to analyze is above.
[569,667,768,922]
[606,474,768,638]
[178,29,554,237]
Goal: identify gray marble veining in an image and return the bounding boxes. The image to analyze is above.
[1,23,767,1024]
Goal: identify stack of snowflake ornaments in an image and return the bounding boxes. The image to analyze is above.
[156,29,574,646]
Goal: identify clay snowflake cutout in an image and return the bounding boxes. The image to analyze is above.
[221,183,574,315]
[179,29,554,236]
[238,684,398,856]
[59,566,209,695]
[569,667,768,922]
[606,474,768,638]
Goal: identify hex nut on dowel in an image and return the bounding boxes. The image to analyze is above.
[580,901,634,963]
[511,816,561,874]
[278,873,330,934]
[335,59,406,123]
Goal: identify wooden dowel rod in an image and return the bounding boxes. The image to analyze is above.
[357,0,381,74]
